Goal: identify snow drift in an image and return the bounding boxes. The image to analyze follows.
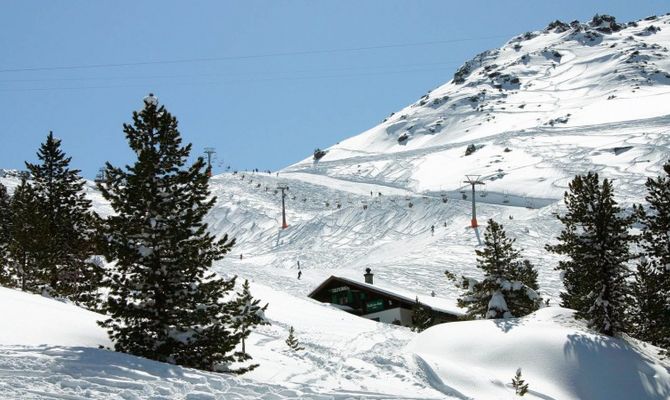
[407,307,670,400]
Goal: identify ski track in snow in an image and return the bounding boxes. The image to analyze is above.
[0,345,427,400]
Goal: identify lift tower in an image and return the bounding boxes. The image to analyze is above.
[463,175,485,228]
[277,184,289,229]
[204,147,216,177]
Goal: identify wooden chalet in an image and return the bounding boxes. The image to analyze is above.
[308,268,462,327]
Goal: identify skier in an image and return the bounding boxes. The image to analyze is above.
[297,270,302,280]
[297,260,300,268]
[240,254,243,260]
[431,225,435,235]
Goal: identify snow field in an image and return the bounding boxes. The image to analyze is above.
[408,307,670,400]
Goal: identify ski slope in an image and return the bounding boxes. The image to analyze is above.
[285,14,670,205]
[2,13,670,399]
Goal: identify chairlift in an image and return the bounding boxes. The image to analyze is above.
[525,197,534,209]
[480,185,488,198]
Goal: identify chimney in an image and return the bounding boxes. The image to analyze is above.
[364,268,373,285]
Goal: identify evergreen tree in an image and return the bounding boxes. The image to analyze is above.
[633,162,670,350]
[411,297,433,332]
[98,94,244,373]
[231,279,269,372]
[506,259,542,317]
[511,368,529,396]
[0,183,11,284]
[25,132,101,305]
[630,257,665,345]
[285,326,304,351]
[457,219,542,319]
[546,172,632,336]
[8,178,43,290]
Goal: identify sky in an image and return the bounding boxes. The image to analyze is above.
[0,1,668,179]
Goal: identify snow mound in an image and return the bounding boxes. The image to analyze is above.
[0,287,110,348]
[406,307,670,400]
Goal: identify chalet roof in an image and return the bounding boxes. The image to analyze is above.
[308,275,465,317]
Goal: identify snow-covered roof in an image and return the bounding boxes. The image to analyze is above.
[309,275,465,316]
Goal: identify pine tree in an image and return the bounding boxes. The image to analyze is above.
[506,259,542,317]
[411,297,433,332]
[0,183,11,284]
[285,326,304,351]
[630,257,665,345]
[546,172,632,336]
[231,279,269,372]
[8,178,43,290]
[25,132,101,305]
[98,94,245,373]
[632,162,670,350]
[511,368,529,396]
[457,219,542,319]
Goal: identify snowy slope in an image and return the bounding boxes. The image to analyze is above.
[0,286,437,399]
[285,14,670,204]
[408,307,670,400]
[2,13,670,399]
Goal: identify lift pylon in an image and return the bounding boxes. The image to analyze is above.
[463,175,485,228]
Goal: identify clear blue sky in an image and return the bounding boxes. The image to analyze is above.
[1,1,668,178]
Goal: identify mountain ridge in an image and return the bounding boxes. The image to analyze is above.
[284,14,670,204]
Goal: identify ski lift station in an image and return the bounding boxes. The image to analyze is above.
[308,269,463,328]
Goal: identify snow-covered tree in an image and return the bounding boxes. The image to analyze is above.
[98,94,246,373]
[0,183,12,284]
[285,326,304,351]
[25,132,101,306]
[630,257,665,346]
[456,219,542,319]
[411,297,433,332]
[8,178,42,291]
[231,279,269,372]
[546,172,632,336]
[632,162,670,349]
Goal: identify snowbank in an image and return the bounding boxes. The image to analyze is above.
[407,307,670,400]
[0,286,110,348]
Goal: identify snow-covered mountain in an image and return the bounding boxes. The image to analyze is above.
[285,14,670,204]
[1,14,670,400]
